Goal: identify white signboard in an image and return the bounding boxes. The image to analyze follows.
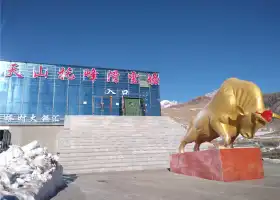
[105,89,116,95]
[121,90,129,95]
[0,114,61,124]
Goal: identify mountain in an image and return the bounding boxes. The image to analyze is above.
[162,91,280,130]
[161,94,210,126]
[263,92,280,114]
[263,92,280,130]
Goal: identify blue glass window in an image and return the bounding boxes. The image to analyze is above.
[0,61,161,123]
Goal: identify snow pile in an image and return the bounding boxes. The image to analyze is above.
[0,141,64,200]
[160,100,178,108]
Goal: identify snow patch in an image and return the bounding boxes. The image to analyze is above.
[160,100,178,108]
[0,141,64,199]
[205,90,218,98]
[161,90,217,109]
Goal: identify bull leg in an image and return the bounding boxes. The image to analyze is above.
[229,136,237,148]
[179,141,187,153]
[193,142,201,151]
[210,118,233,148]
[179,127,196,153]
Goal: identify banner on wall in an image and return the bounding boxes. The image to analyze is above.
[0,114,63,125]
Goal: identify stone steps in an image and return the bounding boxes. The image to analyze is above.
[62,160,169,170]
[59,152,172,160]
[60,156,170,165]
[63,164,169,174]
[58,147,202,160]
[58,145,180,149]
[56,116,192,174]
[58,133,183,136]
[57,148,181,154]
[57,142,180,147]
[57,143,198,150]
[58,135,182,138]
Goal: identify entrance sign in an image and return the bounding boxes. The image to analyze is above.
[105,89,116,95]
[5,63,24,78]
[33,65,48,78]
[107,70,120,83]
[147,73,160,85]
[83,68,99,82]
[58,67,76,80]
[128,71,139,84]
[1,61,159,86]
[122,90,129,95]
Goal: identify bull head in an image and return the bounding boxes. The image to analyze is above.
[239,109,280,139]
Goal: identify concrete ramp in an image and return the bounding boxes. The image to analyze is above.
[57,116,206,174]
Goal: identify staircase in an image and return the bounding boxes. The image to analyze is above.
[56,116,207,174]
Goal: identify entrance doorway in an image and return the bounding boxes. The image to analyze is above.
[122,97,145,116]
[92,96,113,115]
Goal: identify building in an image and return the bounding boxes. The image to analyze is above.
[0,60,161,125]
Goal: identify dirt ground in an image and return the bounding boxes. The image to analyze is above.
[52,162,280,200]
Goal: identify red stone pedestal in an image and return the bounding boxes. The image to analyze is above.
[170,148,264,182]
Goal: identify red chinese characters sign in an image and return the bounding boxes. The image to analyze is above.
[83,68,99,82]
[128,71,139,84]
[33,65,48,78]
[5,63,23,78]
[2,62,160,86]
[147,73,160,85]
[57,67,76,80]
[107,70,120,83]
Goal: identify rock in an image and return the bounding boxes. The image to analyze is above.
[21,141,40,153]
[0,146,24,170]
[0,169,16,186]
[16,178,25,185]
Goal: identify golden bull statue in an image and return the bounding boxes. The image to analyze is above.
[179,77,280,153]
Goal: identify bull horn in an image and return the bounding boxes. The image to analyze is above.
[273,113,280,120]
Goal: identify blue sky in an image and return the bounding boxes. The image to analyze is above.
[1,0,280,102]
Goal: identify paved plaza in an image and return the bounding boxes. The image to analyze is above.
[52,162,280,200]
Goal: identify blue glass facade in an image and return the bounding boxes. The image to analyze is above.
[0,60,161,125]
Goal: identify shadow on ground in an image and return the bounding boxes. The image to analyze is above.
[62,174,78,185]
[0,195,19,200]
[51,173,88,200]
[49,166,78,199]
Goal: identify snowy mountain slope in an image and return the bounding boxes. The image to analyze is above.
[160,100,178,108]
[205,90,218,98]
